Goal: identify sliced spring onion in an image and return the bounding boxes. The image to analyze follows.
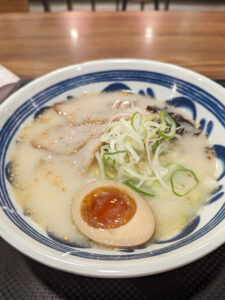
[139,127,147,140]
[103,150,128,166]
[164,162,184,180]
[124,180,155,197]
[131,112,142,131]
[131,112,147,140]
[170,168,199,196]
[152,139,161,152]
[158,111,176,140]
[103,165,116,179]
[143,115,156,121]
[164,162,184,168]
[103,151,128,179]
[98,110,184,194]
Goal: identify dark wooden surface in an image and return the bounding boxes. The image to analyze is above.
[0,11,225,79]
[0,0,29,13]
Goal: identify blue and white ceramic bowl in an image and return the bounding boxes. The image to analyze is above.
[0,59,224,278]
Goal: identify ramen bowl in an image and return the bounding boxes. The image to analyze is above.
[0,59,224,278]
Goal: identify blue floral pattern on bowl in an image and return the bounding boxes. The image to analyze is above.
[0,67,224,262]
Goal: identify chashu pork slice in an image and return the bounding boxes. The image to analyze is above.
[71,138,103,174]
[54,99,111,125]
[53,94,140,126]
[32,123,107,155]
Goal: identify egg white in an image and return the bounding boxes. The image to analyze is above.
[71,180,155,247]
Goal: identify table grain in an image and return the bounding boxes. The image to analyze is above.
[1,11,225,79]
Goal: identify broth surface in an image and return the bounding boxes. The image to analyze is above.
[8,92,218,244]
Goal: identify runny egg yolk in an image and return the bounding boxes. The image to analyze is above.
[81,186,137,229]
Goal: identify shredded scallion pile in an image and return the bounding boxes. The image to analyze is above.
[95,111,199,197]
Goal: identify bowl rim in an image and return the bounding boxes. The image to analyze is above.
[1,58,225,109]
[0,58,224,278]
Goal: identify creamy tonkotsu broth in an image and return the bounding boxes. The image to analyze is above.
[8,92,218,246]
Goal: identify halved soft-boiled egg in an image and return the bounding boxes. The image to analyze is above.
[71,180,155,247]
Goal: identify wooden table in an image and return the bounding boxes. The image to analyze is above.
[1,11,225,80]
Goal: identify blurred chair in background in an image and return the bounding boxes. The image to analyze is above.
[41,0,50,11]
[41,0,97,12]
[122,0,159,11]
[116,0,120,10]
[164,0,170,10]
[40,0,158,12]
[0,0,29,12]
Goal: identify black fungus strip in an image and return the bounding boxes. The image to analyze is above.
[168,112,202,136]
[146,105,202,136]
[168,112,194,126]
[5,161,15,185]
[145,105,215,158]
[34,106,51,119]
[146,105,161,114]
[205,146,215,158]
[23,209,31,216]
